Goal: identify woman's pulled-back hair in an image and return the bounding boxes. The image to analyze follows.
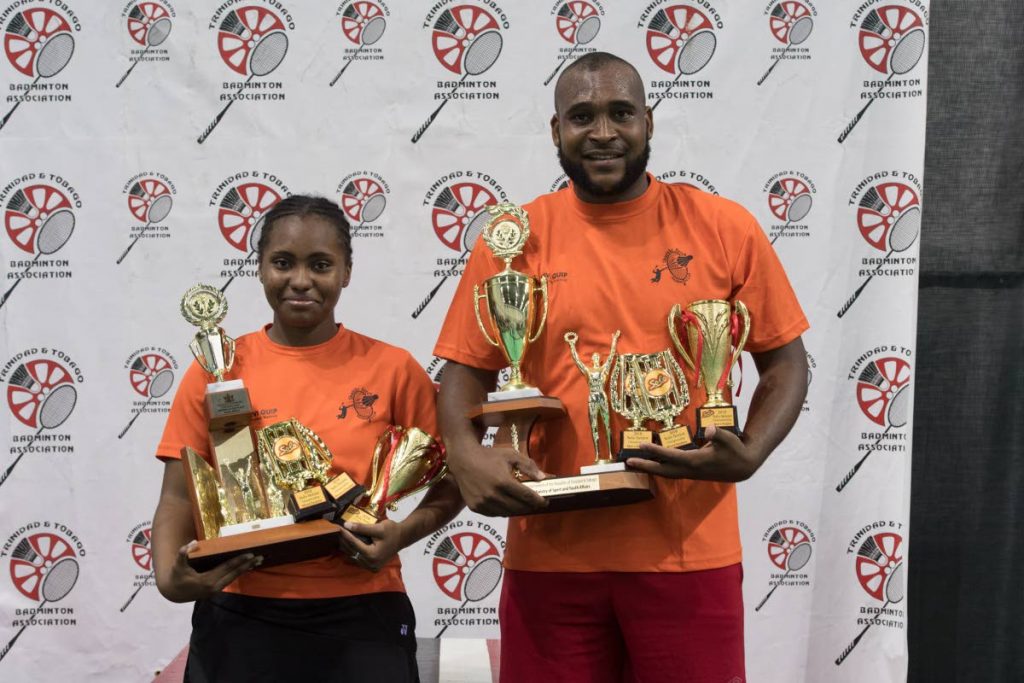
[257,194,352,267]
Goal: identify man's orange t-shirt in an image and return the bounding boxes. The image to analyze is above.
[434,177,808,573]
[156,325,438,599]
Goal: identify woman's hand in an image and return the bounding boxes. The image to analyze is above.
[155,541,262,603]
[337,520,405,573]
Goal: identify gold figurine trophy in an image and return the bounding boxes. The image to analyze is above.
[668,299,751,438]
[179,285,354,571]
[469,206,652,514]
[610,349,695,459]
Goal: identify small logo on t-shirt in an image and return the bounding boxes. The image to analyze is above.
[651,249,693,284]
[540,271,568,284]
[337,387,379,420]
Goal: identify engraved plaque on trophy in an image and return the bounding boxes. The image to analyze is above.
[610,350,693,459]
[669,299,751,438]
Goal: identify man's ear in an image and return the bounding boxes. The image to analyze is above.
[550,114,560,147]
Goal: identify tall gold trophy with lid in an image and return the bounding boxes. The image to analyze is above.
[469,205,652,514]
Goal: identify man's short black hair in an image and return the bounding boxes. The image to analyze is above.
[553,52,646,111]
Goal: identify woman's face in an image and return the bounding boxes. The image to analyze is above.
[258,214,350,339]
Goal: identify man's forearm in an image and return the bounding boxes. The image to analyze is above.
[438,361,497,460]
[742,338,808,466]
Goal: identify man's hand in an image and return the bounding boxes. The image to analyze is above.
[156,541,261,603]
[447,441,550,517]
[626,425,762,482]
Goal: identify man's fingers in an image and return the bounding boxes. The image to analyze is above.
[624,458,672,477]
[512,455,548,482]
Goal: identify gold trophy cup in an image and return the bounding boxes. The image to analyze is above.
[340,426,449,530]
[473,203,549,398]
[668,299,751,437]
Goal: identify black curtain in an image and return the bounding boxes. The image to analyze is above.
[909,2,1024,680]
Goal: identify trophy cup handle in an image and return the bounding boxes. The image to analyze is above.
[727,301,752,380]
[473,284,501,348]
[529,276,549,343]
[223,334,236,372]
[667,304,695,371]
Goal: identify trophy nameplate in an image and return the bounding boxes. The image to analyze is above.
[669,299,751,438]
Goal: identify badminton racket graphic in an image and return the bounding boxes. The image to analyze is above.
[757,3,813,86]
[1,10,75,131]
[116,5,172,87]
[330,4,385,86]
[836,561,904,665]
[435,555,503,637]
[836,383,909,491]
[0,556,79,661]
[341,179,387,236]
[412,8,503,143]
[837,202,920,318]
[198,11,288,144]
[1,187,75,308]
[120,528,154,612]
[411,194,492,319]
[0,382,77,488]
[543,3,601,86]
[838,10,925,143]
[118,367,174,439]
[116,184,173,264]
[755,541,811,611]
[647,9,717,111]
[767,179,813,245]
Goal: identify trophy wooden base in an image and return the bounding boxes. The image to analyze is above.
[518,470,653,515]
[186,519,343,572]
[696,405,740,439]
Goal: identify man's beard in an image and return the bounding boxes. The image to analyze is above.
[557,141,651,199]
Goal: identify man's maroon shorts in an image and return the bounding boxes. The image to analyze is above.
[498,564,745,683]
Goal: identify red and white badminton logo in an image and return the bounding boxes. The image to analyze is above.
[430,528,503,636]
[412,1,508,143]
[543,1,603,86]
[838,177,920,317]
[1,350,81,490]
[836,349,912,492]
[209,172,289,292]
[199,2,295,143]
[0,522,84,661]
[337,171,389,238]
[412,172,506,319]
[639,2,721,110]
[756,1,816,85]
[755,521,814,612]
[763,172,815,245]
[839,3,927,143]
[1,179,79,308]
[115,1,174,87]
[0,4,79,132]
[118,348,177,439]
[116,173,176,264]
[836,527,905,665]
[119,523,154,612]
[329,0,389,86]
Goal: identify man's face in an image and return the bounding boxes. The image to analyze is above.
[552,62,653,203]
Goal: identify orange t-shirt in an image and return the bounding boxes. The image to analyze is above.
[156,325,438,599]
[434,177,808,573]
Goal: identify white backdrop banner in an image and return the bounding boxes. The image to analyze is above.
[0,0,927,680]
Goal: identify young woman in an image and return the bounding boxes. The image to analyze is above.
[151,195,462,682]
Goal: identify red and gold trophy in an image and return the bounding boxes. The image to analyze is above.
[668,299,751,438]
[470,205,652,514]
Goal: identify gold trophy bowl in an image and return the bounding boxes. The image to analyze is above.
[668,299,751,437]
[341,426,449,527]
[474,271,548,394]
